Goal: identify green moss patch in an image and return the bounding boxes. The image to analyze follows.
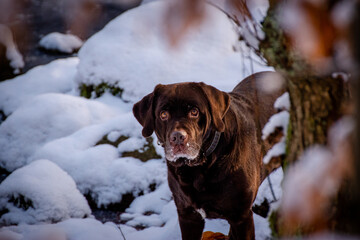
[121,137,162,162]
[79,83,123,99]
[96,133,162,162]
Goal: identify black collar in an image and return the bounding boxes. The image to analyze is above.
[204,131,221,156]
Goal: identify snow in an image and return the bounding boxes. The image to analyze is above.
[0,93,119,172]
[1,218,124,240]
[274,92,290,110]
[39,32,83,54]
[0,159,91,225]
[76,1,272,102]
[0,57,79,116]
[0,1,281,239]
[263,139,286,164]
[0,24,25,74]
[255,167,284,205]
[262,93,290,164]
[262,110,289,140]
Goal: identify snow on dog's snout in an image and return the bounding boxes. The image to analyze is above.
[164,130,200,162]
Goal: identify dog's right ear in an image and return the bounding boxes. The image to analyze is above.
[133,92,155,138]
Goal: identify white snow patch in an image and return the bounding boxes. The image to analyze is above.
[39,32,83,54]
[76,1,272,102]
[30,113,166,206]
[1,218,124,240]
[263,139,286,164]
[274,92,290,111]
[255,167,284,205]
[0,93,118,171]
[262,111,289,140]
[0,159,91,225]
[117,137,147,153]
[0,57,79,115]
[107,130,123,142]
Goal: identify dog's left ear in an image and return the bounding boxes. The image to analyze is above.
[199,83,230,132]
[133,92,155,137]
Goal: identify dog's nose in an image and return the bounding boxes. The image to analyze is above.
[170,131,188,145]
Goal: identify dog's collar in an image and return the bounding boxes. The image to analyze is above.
[204,131,221,156]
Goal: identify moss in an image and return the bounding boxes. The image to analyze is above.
[96,134,129,147]
[79,82,123,99]
[122,137,162,162]
[268,210,280,238]
[96,134,162,162]
[259,7,311,77]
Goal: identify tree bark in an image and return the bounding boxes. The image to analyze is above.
[260,7,348,166]
[259,4,350,236]
[286,76,347,166]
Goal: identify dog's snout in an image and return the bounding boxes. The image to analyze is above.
[170,131,188,145]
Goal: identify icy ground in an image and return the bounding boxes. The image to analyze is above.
[0,1,284,239]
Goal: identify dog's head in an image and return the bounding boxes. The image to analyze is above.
[133,82,230,166]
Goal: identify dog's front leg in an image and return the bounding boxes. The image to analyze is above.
[228,210,255,240]
[178,207,205,240]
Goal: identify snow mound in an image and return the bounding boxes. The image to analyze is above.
[76,1,271,102]
[39,32,83,53]
[0,57,78,116]
[0,93,118,171]
[31,113,166,206]
[0,159,91,225]
[1,218,124,240]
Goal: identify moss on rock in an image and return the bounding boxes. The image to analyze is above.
[96,133,162,162]
[79,83,124,99]
[122,137,162,162]
[96,134,129,147]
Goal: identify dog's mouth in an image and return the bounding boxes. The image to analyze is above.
[165,142,200,164]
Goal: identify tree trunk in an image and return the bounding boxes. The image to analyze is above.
[260,7,348,166]
[259,4,350,236]
[286,76,347,166]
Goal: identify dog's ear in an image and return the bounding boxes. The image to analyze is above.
[199,83,230,132]
[133,92,155,137]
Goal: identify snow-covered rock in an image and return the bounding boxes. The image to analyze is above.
[76,1,271,102]
[39,32,83,54]
[0,93,119,171]
[29,112,165,207]
[0,57,78,116]
[0,159,91,225]
[1,218,123,240]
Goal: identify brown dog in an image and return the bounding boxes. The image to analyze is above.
[133,72,285,240]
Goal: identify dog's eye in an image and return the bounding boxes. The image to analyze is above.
[160,111,169,121]
[189,108,199,118]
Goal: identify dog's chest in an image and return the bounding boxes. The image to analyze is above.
[175,166,210,192]
[174,167,225,215]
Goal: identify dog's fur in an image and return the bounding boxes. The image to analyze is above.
[133,72,285,240]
